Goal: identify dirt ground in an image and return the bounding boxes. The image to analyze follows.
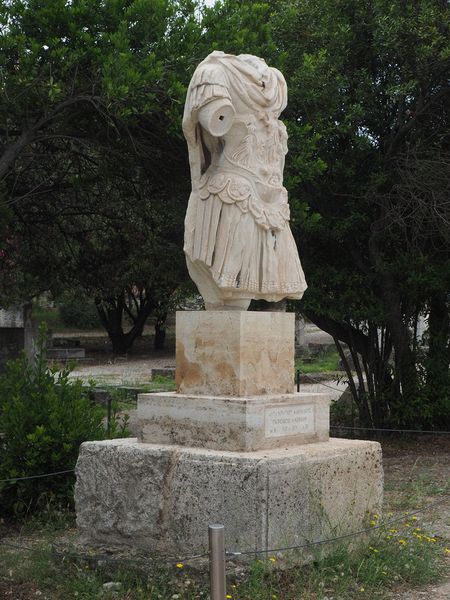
[382,436,450,599]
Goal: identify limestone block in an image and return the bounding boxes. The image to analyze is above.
[138,391,329,451]
[75,438,383,557]
[176,310,294,396]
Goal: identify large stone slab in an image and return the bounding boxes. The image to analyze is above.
[176,310,294,396]
[138,391,329,451]
[75,438,383,557]
[0,306,24,328]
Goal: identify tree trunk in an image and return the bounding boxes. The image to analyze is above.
[380,273,418,413]
[108,332,129,355]
[95,293,153,354]
[305,309,397,426]
[0,130,34,179]
[426,291,450,407]
[95,295,127,354]
[154,311,168,350]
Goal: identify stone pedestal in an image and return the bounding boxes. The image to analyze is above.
[138,391,329,451]
[75,438,383,556]
[176,311,294,396]
[75,311,383,559]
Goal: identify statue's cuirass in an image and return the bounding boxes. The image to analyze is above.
[199,107,290,232]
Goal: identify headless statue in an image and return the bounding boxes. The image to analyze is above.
[183,51,307,310]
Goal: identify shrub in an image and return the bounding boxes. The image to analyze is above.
[58,290,100,329]
[0,327,121,518]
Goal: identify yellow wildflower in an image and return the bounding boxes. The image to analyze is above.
[226,595,232,599]
[269,556,277,563]
[444,548,450,554]
[370,520,376,526]
[411,516,418,521]
[389,528,397,533]
[398,539,407,546]
[415,527,421,532]
[369,546,379,553]
[176,563,184,569]
[359,587,365,592]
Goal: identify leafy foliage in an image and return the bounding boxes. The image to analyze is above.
[0,328,124,517]
[0,0,280,352]
[276,0,450,427]
[58,290,100,329]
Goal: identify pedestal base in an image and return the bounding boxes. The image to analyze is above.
[75,438,383,558]
[138,392,330,451]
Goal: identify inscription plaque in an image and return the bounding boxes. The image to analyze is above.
[265,404,315,438]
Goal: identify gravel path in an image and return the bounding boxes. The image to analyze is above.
[68,353,175,385]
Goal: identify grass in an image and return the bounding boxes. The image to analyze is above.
[296,350,342,374]
[0,511,447,600]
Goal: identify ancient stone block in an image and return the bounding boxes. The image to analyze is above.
[138,391,329,451]
[176,311,294,396]
[75,438,383,558]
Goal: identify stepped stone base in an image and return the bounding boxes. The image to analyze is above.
[75,438,383,558]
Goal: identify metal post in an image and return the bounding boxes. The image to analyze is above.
[296,368,300,392]
[209,524,226,600]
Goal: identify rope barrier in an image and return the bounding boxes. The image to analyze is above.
[1,494,448,566]
[300,373,450,434]
[0,469,75,484]
[0,538,209,566]
[331,426,450,435]
[52,547,210,566]
[0,421,448,487]
[301,373,347,392]
[225,493,450,558]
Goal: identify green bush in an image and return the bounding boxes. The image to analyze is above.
[0,328,121,518]
[58,290,100,329]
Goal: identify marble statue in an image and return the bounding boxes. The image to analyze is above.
[183,51,307,310]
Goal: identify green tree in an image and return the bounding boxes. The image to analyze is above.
[275,0,450,427]
[0,0,281,352]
